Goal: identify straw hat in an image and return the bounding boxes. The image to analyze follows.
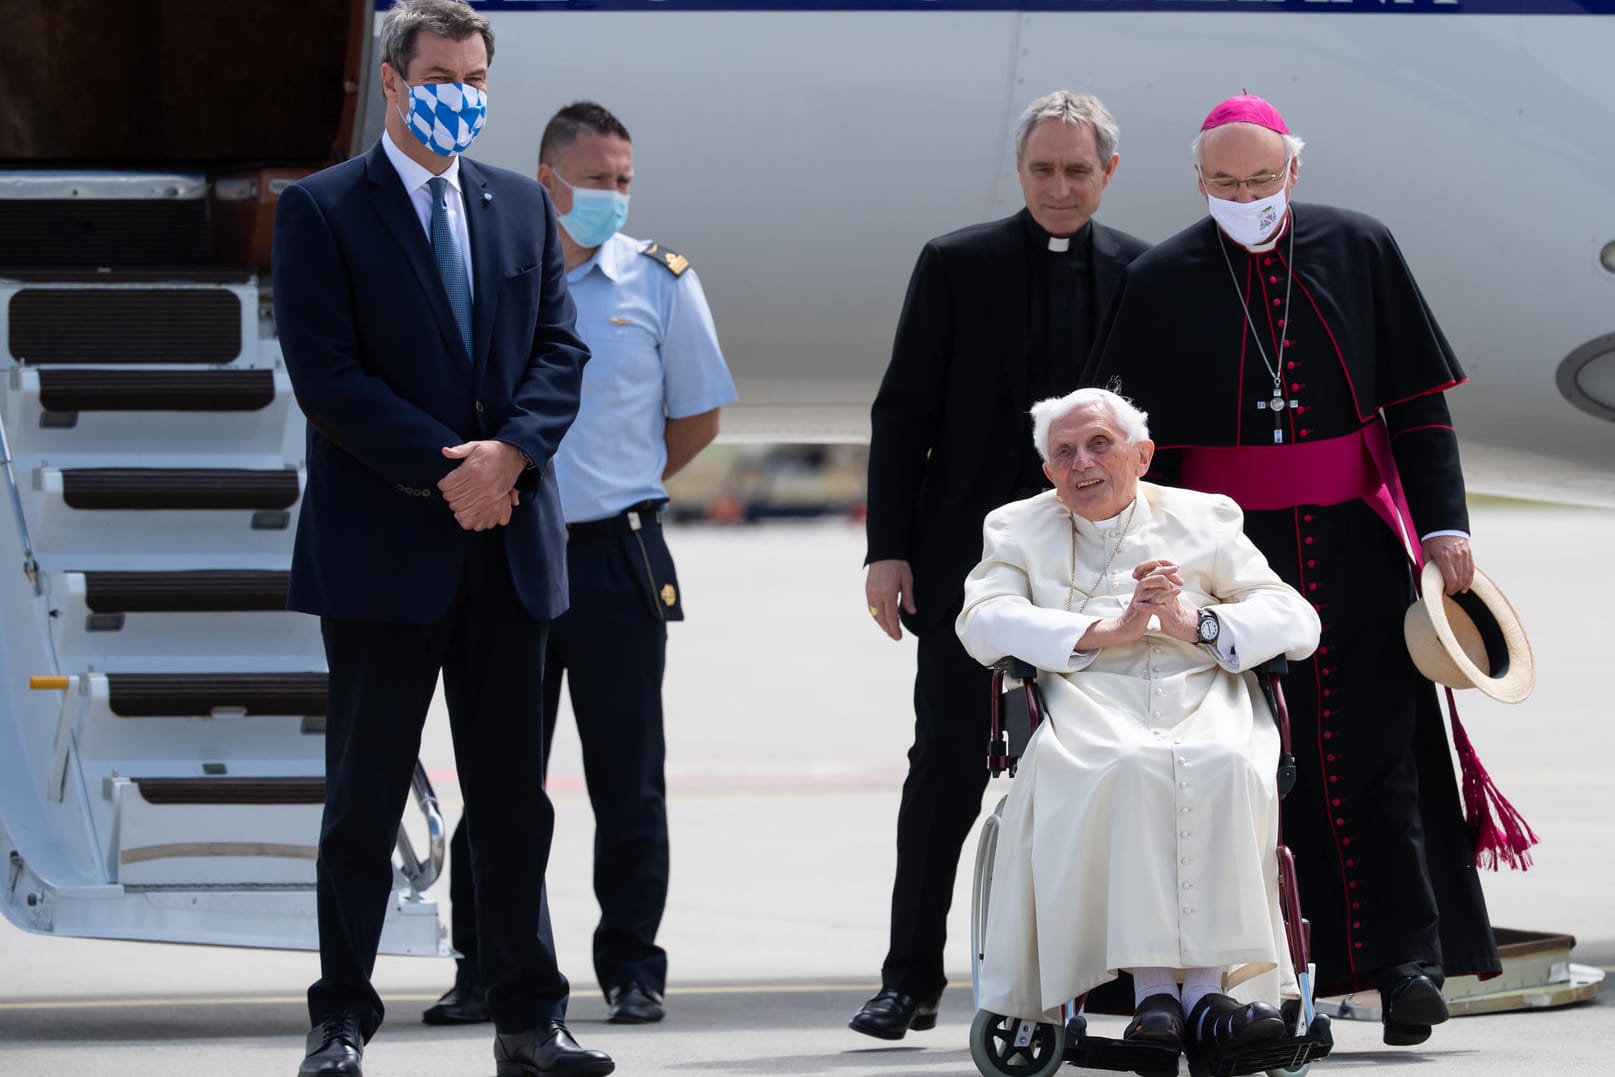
[1403,561,1534,703]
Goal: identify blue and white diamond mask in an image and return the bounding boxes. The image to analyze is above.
[400,82,488,158]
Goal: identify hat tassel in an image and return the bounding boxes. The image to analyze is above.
[1446,687,1538,871]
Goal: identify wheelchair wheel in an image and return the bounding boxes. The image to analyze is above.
[1265,1066,1311,1077]
[970,795,1007,1008]
[969,1008,1065,1077]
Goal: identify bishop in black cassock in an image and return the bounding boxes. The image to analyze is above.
[1084,95,1518,1046]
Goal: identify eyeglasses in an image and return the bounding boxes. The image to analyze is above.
[1199,157,1291,197]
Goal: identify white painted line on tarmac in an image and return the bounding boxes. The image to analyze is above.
[0,980,929,1013]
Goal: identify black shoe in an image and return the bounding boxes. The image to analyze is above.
[494,1021,615,1077]
[848,986,941,1041]
[298,1013,364,1077]
[605,981,665,1024]
[1186,993,1286,1054]
[423,978,489,1025]
[1379,972,1448,1046]
[1123,993,1186,1049]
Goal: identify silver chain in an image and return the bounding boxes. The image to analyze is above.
[1065,499,1138,614]
[1216,210,1297,401]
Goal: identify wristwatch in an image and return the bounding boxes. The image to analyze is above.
[1195,608,1221,646]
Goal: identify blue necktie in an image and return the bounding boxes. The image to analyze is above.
[428,176,473,363]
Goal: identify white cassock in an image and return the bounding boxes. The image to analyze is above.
[957,483,1320,1021]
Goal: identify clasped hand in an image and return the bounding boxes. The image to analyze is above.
[1077,559,1201,649]
[437,440,525,531]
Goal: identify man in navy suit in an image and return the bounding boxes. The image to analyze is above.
[272,2,612,1074]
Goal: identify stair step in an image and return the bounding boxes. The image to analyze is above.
[82,570,290,613]
[106,672,326,718]
[131,776,324,806]
[5,285,245,364]
[37,369,275,412]
[61,468,300,511]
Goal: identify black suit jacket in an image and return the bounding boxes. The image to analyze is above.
[866,209,1149,636]
[272,140,589,624]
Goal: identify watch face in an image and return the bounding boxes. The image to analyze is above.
[1199,612,1219,642]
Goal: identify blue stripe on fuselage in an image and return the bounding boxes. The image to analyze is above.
[408,1,1615,15]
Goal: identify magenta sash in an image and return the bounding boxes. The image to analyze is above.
[1177,424,1536,870]
[1176,422,1422,567]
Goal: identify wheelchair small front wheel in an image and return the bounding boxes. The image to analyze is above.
[969,1008,1065,1077]
[1266,1066,1311,1077]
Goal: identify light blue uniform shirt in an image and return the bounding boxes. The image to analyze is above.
[555,232,737,524]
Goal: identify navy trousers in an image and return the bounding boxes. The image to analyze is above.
[310,529,568,1038]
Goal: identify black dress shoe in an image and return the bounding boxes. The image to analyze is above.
[848,986,941,1041]
[422,978,489,1025]
[494,1021,615,1077]
[1186,993,1286,1054]
[1123,993,1186,1049]
[1379,972,1449,1046]
[298,1013,364,1077]
[605,981,665,1024]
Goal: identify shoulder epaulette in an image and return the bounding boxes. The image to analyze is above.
[640,241,690,277]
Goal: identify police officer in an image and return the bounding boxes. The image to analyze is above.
[426,100,736,1028]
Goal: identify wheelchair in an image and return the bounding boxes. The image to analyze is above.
[968,657,1334,1077]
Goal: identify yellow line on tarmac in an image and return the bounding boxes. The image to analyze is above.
[0,980,923,1013]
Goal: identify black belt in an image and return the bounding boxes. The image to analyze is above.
[566,500,665,543]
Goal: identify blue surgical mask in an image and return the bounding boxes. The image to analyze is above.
[552,171,630,248]
[397,81,487,158]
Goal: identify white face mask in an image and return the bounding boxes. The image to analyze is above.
[1206,187,1288,248]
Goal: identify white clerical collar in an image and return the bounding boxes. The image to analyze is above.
[1091,501,1134,530]
[1048,236,1071,253]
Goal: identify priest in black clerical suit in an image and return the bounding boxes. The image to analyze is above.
[1085,95,1520,1049]
[853,90,1149,1040]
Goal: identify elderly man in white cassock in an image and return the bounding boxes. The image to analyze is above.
[958,387,1320,1058]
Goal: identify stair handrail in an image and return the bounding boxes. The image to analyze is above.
[394,760,445,896]
[0,407,41,593]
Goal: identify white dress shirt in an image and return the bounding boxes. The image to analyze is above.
[382,130,475,299]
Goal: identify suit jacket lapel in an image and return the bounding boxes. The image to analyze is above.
[991,211,1031,411]
[460,159,503,385]
[363,141,465,362]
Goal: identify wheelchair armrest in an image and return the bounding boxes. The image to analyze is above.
[1254,656,1290,677]
[993,656,1038,681]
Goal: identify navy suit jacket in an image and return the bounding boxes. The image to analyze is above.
[272,140,588,624]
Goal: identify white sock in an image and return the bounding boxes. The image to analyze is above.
[1131,967,1180,1007]
[1182,967,1225,1025]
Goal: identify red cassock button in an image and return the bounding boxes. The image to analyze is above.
[1273,298,1282,307]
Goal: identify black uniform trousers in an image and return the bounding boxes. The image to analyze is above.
[882,613,994,999]
[310,529,568,1039]
[449,516,672,996]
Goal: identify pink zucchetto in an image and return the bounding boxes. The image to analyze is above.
[1200,94,1289,134]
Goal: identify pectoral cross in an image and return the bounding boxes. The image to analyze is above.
[1256,382,1297,444]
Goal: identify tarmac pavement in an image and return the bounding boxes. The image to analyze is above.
[1,502,1610,1075]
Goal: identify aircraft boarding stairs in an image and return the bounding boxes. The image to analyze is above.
[0,171,446,953]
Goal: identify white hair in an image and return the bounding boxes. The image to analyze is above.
[1030,388,1151,463]
[1190,127,1306,169]
[1014,90,1119,163]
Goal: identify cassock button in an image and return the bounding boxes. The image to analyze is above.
[1180,807,1192,815]
[1270,275,1279,284]
[1182,882,1195,890]
[1180,830,1193,838]
[1183,906,1195,915]
[1273,298,1283,307]
[1181,857,1193,865]
[1178,780,1190,789]
[1264,258,1273,266]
